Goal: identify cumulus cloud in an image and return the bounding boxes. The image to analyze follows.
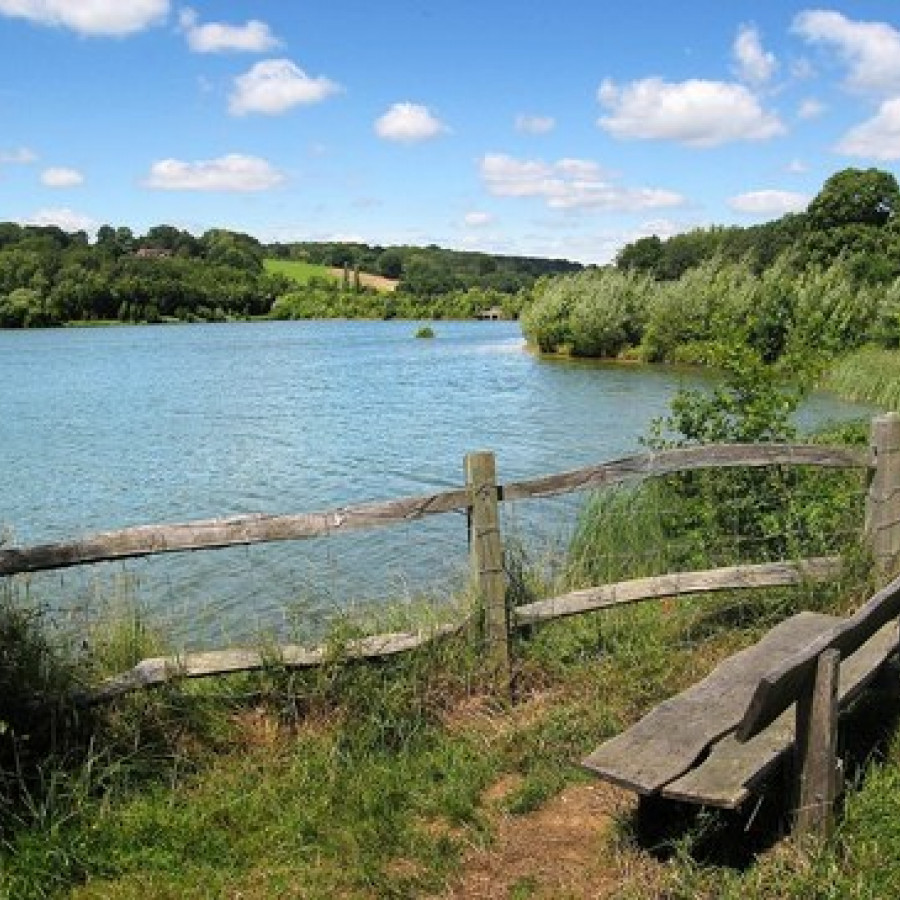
[41,167,84,187]
[0,146,36,164]
[143,154,285,191]
[463,211,494,227]
[597,77,785,147]
[229,59,340,116]
[836,98,900,160]
[179,7,281,53]
[787,158,809,174]
[793,10,900,95]
[515,114,556,135]
[374,102,449,143]
[0,0,168,36]
[479,153,684,212]
[734,24,777,84]
[729,190,810,216]
[797,98,826,119]
[24,207,97,232]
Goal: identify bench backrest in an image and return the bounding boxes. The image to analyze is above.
[737,572,900,741]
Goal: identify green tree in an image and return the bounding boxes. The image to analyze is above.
[807,167,900,230]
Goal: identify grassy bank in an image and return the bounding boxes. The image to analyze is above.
[4,430,895,898]
[825,345,900,411]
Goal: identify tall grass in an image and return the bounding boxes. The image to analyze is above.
[826,344,900,410]
[0,414,892,899]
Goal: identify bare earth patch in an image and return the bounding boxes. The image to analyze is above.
[327,267,399,292]
[432,778,651,899]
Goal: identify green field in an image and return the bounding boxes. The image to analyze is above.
[264,258,341,285]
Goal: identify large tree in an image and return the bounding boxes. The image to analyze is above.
[807,167,900,230]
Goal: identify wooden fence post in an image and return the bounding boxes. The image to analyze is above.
[794,649,841,841]
[465,451,510,699]
[866,412,900,580]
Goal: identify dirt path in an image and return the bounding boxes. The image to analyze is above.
[433,777,657,899]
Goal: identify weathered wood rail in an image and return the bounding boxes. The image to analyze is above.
[0,444,870,577]
[3,414,899,705]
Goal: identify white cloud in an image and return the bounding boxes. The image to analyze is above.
[374,102,449,143]
[836,98,900,160]
[229,59,340,116]
[143,154,285,191]
[786,158,809,174]
[41,167,84,187]
[515,114,556,135]
[24,207,97,232]
[797,98,826,119]
[0,0,168,36]
[463,211,494,227]
[479,153,685,212]
[793,10,900,95]
[597,77,785,147]
[734,24,777,84]
[0,146,37,164]
[179,7,280,53]
[729,190,810,216]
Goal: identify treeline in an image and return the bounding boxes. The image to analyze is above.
[615,167,900,284]
[265,241,582,297]
[523,167,900,370]
[271,285,528,321]
[0,223,292,327]
[0,221,582,327]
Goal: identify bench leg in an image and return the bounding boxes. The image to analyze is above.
[794,649,840,841]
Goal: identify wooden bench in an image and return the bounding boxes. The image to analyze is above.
[582,572,900,836]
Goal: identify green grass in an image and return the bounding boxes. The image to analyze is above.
[263,258,341,286]
[825,344,900,410]
[2,440,898,899]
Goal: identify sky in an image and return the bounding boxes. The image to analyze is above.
[2,1,900,264]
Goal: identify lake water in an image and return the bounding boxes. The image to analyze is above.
[0,320,873,647]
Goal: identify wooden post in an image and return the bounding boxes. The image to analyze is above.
[794,648,840,841]
[465,451,510,698]
[867,412,900,580]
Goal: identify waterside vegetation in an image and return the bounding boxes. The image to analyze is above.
[2,357,896,898]
[522,167,900,409]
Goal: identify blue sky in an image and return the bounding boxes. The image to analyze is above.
[1,1,900,263]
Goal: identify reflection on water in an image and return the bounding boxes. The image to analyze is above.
[0,321,874,645]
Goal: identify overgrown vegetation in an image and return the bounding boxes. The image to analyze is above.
[521,167,900,409]
[4,343,894,898]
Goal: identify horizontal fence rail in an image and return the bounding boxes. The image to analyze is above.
[0,443,873,577]
[513,557,845,627]
[5,415,896,703]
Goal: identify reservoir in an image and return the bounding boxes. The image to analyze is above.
[0,320,871,647]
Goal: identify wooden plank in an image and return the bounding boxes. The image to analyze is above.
[794,649,840,839]
[466,451,510,697]
[662,620,899,808]
[0,443,868,577]
[866,413,900,577]
[83,622,463,705]
[581,612,839,795]
[513,558,843,627]
[738,572,900,741]
[502,445,871,503]
[0,489,471,576]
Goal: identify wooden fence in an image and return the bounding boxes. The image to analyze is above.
[3,413,899,702]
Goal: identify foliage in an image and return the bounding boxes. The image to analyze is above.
[264,240,582,300]
[615,167,900,287]
[521,268,650,356]
[415,325,435,338]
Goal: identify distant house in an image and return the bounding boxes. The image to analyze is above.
[477,306,504,320]
[134,247,173,260]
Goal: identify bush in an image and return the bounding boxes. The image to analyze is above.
[0,592,87,830]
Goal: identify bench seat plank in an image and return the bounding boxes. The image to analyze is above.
[581,612,839,795]
[662,620,899,808]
